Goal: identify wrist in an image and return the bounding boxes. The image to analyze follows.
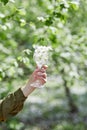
[21,82,36,97]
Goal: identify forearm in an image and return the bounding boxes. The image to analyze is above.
[21,79,36,97]
[0,65,47,122]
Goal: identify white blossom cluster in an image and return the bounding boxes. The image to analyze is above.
[33,45,52,68]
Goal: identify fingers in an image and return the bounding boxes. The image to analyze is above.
[35,65,48,73]
[37,72,47,78]
[37,72,47,84]
[34,72,47,80]
[32,65,48,86]
[36,65,48,69]
[40,77,47,84]
[35,76,47,84]
[42,65,48,70]
[34,70,47,85]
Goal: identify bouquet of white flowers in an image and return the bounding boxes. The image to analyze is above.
[31,45,52,88]
[33,45,52,68]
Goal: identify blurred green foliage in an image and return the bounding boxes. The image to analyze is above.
[0,0,87,129]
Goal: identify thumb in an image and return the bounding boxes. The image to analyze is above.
[42,65,48,70]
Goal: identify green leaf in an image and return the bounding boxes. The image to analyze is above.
[23,49,31,55]
[1,0,9,5]
[18,8,26,16]
[20,19,26,26]
[69,1,79,10]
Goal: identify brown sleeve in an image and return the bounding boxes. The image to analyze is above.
[0,88,27,122]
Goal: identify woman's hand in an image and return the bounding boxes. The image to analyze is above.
[29,65,48,87]
[21,65,48,97]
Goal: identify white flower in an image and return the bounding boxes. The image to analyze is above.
[33,45,52,68]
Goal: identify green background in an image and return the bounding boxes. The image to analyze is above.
[0,0,87,129]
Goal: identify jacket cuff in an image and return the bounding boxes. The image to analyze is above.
[14,88,27,102]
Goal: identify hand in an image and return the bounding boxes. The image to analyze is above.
[29,65,48,88]
[21,65,48,97]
